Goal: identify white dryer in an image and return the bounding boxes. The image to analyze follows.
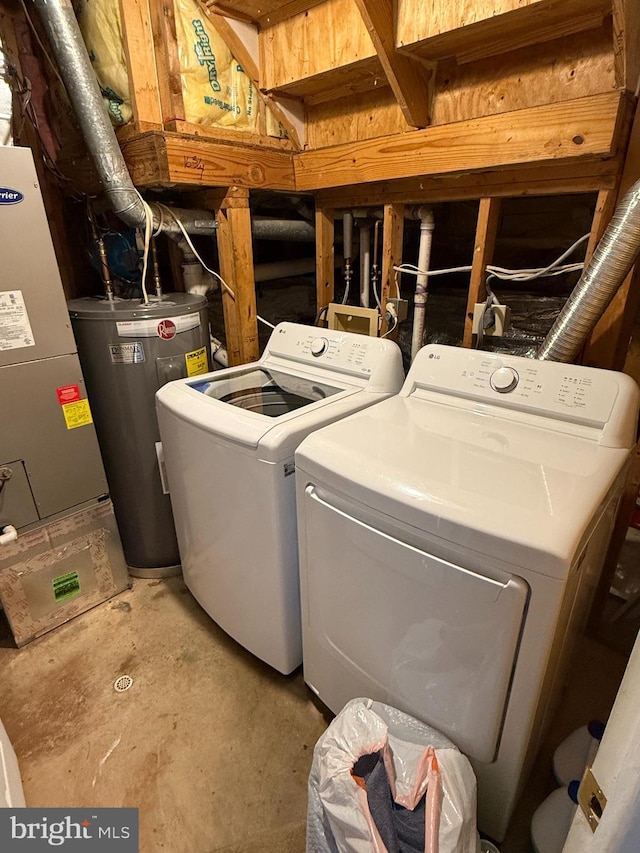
[295,344,639,841]
[156,322,404,675]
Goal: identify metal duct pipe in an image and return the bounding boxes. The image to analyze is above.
[32,0,216,237]
[251,217,316,242]
[538,181,640,362]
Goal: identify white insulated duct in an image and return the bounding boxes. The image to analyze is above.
[538,179,640,362]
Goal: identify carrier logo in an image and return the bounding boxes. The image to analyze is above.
[0,187,24,204]
[1,809,138,850]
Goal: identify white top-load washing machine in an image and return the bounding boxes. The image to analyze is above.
[295,344,639,841]
[156,322,404,675]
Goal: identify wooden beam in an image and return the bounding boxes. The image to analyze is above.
[354,0,434,128]
[118,0,163,129]
[315,159,620,208]
[463,198,502,347]
[612,0,640,92]
[584,188,619,262]
[148,0,186,124]
[380,204,405,338]
[315,208,336,313]
[215,188,259,365]
[294,92,626,191]
[121,131,296,190]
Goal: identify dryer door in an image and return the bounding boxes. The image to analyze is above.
[299,485,529,762]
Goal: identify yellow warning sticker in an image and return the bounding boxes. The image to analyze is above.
[185,346,208,377]
[62,399,93,430]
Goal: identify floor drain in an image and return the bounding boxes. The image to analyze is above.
[114,675,133,693]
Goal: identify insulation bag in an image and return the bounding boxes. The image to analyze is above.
[307,698,480,853]
[75,0,258,130]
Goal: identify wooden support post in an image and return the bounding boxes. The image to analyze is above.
[315,208,335,316]
[584,188,618,263]
[215,188,259,365]
[380,203,405,339]
[148,0,186,125]
[463,198,502,348]
[118,0,163,130]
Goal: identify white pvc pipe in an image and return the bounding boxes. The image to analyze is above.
[211,338,229,368]
[411,209,435,362]
[360,225,371,308]
[0,525,17,546]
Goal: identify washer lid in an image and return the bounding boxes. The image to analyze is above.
[156,362,363,456]
[190,365,342,417]
[295,393,630,579]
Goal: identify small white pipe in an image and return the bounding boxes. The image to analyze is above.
[0,525,17,546]
[211,337,228,368]
[360,225,371,308]
[411,209,435,362]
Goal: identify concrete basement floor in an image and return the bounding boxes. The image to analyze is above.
[0,577,331,853]
[0,574,632,852]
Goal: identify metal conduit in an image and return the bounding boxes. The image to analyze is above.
[33,0,214,236]
[538,179,640,362]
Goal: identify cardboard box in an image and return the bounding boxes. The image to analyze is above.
[0,499,130,646]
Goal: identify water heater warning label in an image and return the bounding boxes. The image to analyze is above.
[0,290,35,351]
[185,346,208,376]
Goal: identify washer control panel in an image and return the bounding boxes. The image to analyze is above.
[410,344,621,427]
[266,322,397,379]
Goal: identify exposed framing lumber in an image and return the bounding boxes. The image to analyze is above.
[315,208,336,312]
[215,187,260,365]
[612,0,640,92]
[148,0,186,124]
[294,92,627,191]
[354,0,434,128]
[396,0,610,66]
[315,160,621,208]
[118,0,163,130]
[380,204,405,338]
[120,132,296,190]
[463,198,502,347]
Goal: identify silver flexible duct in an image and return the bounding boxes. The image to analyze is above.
[32,0,217,236]
[538,179,640,362]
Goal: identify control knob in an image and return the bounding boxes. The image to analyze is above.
[490,366,519,393]
[311,337,329,357]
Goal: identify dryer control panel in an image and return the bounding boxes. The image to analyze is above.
[405,344,639,447]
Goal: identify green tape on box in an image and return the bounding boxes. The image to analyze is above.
[52,571,81,603]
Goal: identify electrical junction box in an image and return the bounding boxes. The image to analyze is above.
[386,298,409,322]
[472,303,511,337]
[327,303,379,337]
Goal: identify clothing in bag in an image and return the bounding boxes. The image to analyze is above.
[307,698,480,853]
